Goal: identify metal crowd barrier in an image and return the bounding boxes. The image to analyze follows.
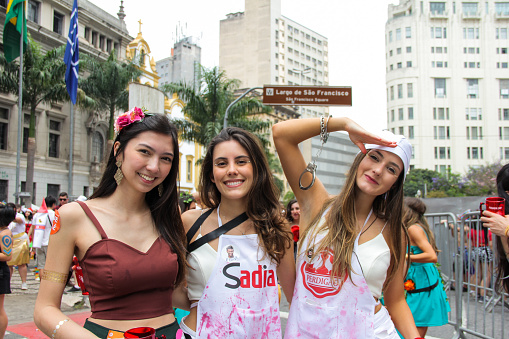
[425,211,508,339]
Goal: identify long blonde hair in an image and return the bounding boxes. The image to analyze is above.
[403,197,439,253]
[301,152,407,288]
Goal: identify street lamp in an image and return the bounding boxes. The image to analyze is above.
[292,66,311,86]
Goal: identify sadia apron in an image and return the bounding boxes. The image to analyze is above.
[195,233,281,338]
[285,210,376,339]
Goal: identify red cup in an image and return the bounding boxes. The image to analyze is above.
[291,225,300,242]
[480,197,505,216]
[124,327,156,339]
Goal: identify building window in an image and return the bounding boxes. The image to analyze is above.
[463,2,478,15]
[466,108,482,120]
[408,126,414,139]
[398,108,404,120]
[91,132,104,162]
[397,62,402,68]
[500,79,509,98]
[463,27,480,39]
[430,2,446,14]
[431,27,447,39]
[47,184,60,199]
[434,126,449,140]
[0,180,7,202]
[399,127,404,135]
[406,83,414,98]
[389,31,393,42]
[397,84,403,99]
[497,28,508,39]
[500,127,509,140]
[496,2,509,15]
[390,86,394,100]
[406,46,412,53]
[27,1,40,23]
[503,147,509,159]
[405,27,411,38]
[22,113,36,153]
[408,107,414,119]
[397,48,402,55]
[434,78,446,98]
[433,107,449,120]
[53,11,64,35]
[396,28,402,41]
[499,108,509,120]
[48,120,60,158]
[467,79,479,98]
[186,155,194,182]
[391,110,395,122]
[0,108,8,150]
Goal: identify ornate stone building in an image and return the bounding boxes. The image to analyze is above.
[0,0,134,203]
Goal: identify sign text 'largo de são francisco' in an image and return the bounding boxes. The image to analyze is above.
[262,86,352,106]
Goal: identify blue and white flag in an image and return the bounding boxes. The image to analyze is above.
[64,0,79,105]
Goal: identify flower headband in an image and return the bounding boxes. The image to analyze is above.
[114,107,148,133]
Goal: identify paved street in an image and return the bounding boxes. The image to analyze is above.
[3,260,508,338]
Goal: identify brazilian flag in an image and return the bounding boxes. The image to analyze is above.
[3,0,28,62]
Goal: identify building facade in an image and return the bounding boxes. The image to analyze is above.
[0,0,136,204]
[386,0,509,175]
[156,36,201,91]
[219,0,329,119]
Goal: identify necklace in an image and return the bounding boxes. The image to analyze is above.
[360,216,378,237]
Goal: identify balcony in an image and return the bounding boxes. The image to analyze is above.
[495,12,509,20]
[430,10,449,19]
[462,11,482,20]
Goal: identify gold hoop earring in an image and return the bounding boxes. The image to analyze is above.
[158,184,163,197]
[114,160,123,186]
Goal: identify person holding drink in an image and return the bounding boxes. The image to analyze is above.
[480,163,509,293]
[34,109,188,338]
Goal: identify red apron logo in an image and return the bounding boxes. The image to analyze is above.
[301,248,347,298]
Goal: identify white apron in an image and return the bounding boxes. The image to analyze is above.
[285,210,376,338]
[195,233,281,339]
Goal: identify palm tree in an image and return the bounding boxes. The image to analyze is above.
[79,51,142,145]
[161,66,271,149]
[0,38,68,204]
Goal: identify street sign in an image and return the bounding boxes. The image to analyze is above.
[262,85,352,106]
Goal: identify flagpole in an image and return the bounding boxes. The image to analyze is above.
[15,3,25,205]
[68,103,74,197]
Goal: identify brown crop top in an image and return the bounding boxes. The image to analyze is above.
[76,201,178,320]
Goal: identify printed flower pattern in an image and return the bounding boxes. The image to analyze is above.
[404,279,416,291]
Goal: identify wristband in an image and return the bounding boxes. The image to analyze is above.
[505,224,509,237]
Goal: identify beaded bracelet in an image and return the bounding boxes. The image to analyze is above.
[505,224,509,237]
[52,319,69,339]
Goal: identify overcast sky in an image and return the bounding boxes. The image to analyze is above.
[90,0,397,132]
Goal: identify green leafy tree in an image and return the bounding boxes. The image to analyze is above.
[79,51,142,143]
[461,161,501,196]
[0,38,68,204]
[161,66,271,148]
[404,169,438,197]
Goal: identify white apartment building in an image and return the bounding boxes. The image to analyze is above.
[386,0,509,175]
[219,0,329,118]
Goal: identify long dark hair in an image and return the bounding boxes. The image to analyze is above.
[0,204,16,227]
[286,199,298,223]
[303,151,408,288]
[199,127,291,264]
[90,113,187,285]
[403,197,439,253]
[495,163,509,293]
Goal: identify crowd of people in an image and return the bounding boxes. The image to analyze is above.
[0,107,506,339]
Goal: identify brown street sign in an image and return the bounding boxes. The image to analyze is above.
[262,85,352,106]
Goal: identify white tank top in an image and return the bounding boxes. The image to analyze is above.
[357,225,390,299]
[187,234,217,301]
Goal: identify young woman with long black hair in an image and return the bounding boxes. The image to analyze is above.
[34,109,187,338]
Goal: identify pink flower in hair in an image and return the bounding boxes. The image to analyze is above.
[114,107,146,133]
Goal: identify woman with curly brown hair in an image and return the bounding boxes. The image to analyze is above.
[179,127,295,338]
